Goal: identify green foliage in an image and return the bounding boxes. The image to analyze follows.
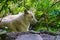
[0,0,60,33]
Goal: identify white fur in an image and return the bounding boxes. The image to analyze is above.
[1,10,37,32]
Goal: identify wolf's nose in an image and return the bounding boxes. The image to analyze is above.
[35,21,39,24]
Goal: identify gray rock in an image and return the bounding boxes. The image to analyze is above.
[16,34,43,40]
[1,31,60,40]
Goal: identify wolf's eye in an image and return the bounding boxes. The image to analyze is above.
[31,16,33,18]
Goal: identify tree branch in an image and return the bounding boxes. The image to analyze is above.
[50,0,60,8]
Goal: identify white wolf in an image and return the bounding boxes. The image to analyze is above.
[0,10,37,32]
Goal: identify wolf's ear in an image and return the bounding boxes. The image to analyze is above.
[24,9,28,14]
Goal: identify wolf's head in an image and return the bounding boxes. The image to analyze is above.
[24,9,38,24]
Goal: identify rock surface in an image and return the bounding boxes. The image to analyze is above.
[40,34,59,40]
[6,32,43,40]
[0,32,60,40]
